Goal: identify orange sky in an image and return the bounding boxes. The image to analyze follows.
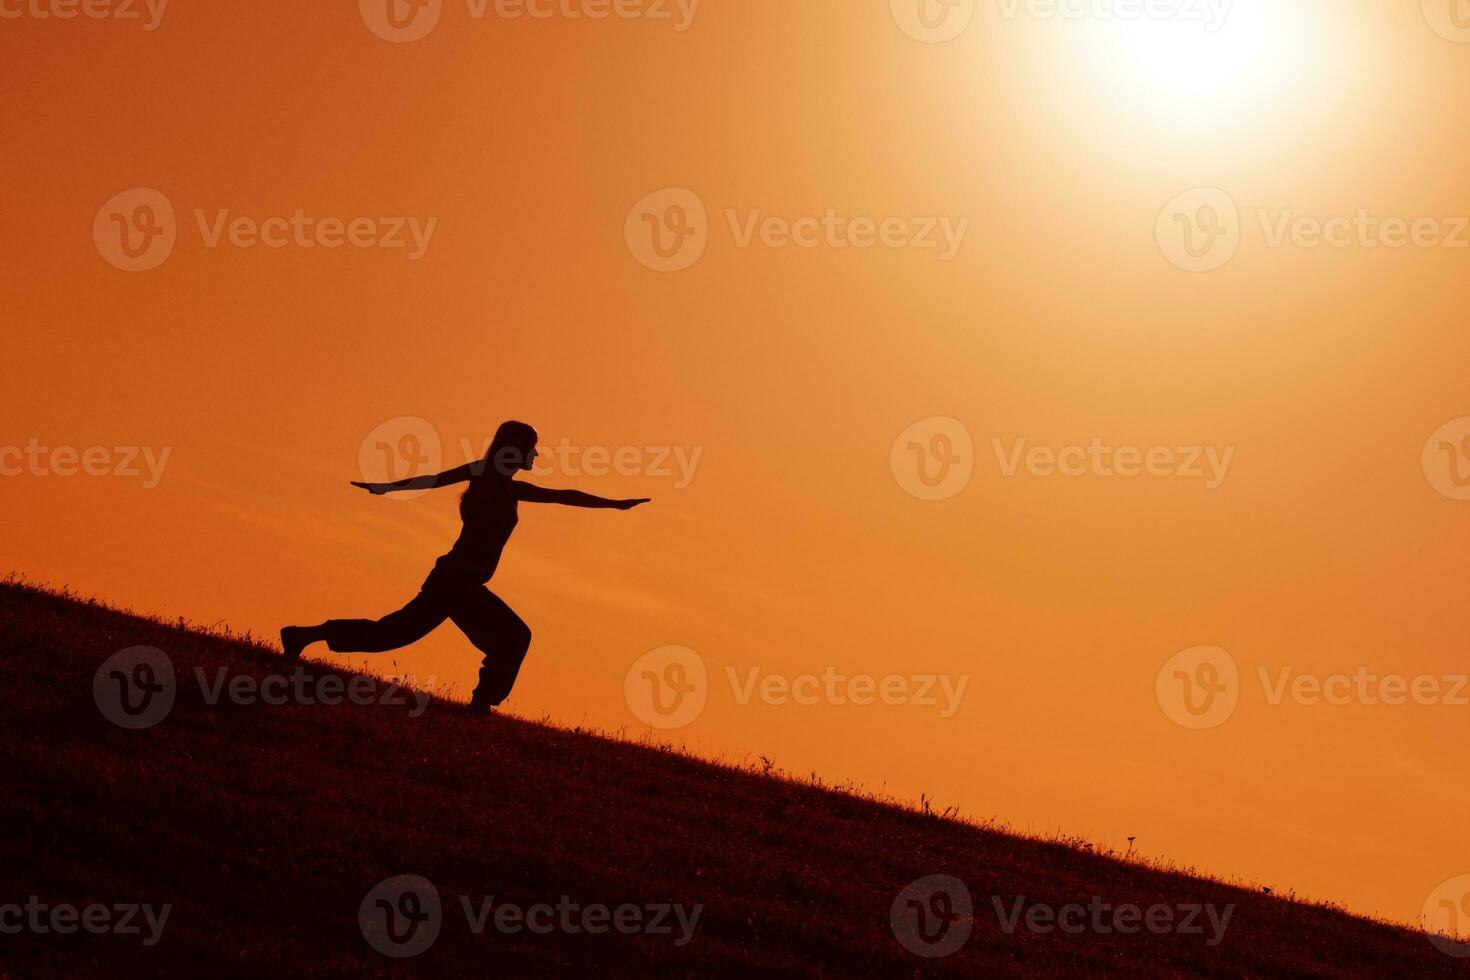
[4,0,1469,932]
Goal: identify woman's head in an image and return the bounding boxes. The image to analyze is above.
[485,420,539,477]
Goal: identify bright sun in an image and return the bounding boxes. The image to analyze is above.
[1118,20,1266,94]
[1079,3,1314,129]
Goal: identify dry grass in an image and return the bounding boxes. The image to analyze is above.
[0,577,1462,977]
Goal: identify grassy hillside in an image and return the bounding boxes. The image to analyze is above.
[0,579,1462,977]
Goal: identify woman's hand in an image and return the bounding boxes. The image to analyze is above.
[351,481,388,495]
[616,498,651,510]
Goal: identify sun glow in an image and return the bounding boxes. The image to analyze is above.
[1074,3,1318,130]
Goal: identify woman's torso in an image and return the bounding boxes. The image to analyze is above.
[433,478,518,584]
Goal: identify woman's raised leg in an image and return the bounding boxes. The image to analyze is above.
[283,590,450,661]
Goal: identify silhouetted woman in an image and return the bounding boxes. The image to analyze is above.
[281,421,649,712]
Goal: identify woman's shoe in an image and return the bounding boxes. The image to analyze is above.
[279,626,309,663]
[465,695,496,716]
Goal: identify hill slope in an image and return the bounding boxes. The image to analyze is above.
[0,580,1460,977]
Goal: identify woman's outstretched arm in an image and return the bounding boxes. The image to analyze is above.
[515,482,650,510]
[352,463,475,495]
